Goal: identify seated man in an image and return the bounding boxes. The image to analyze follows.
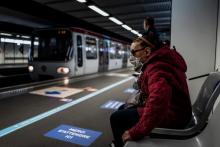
[110,34,192,147]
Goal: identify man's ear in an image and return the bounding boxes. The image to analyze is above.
[145,47,151,56]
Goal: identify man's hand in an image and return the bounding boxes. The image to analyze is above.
[122,131,132,143]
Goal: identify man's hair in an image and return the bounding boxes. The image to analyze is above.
[132,33,161,52]
[144,17,155,27]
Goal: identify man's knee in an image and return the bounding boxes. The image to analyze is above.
[110,111,119,125]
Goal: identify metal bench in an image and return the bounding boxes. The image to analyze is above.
[125,72,220,147]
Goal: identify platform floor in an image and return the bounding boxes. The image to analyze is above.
[0,69,135,147]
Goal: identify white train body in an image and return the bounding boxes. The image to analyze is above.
[28,28,131,80]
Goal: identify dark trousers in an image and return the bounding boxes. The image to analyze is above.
[110,105,139,147]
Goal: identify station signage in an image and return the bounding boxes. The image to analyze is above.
[44,124,102,146]
[101,100,124,110]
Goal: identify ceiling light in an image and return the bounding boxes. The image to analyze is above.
[76,0,87,3]
[0,38,31,45]
[137,34,142,37]
[131,30,139,35]
[21,35,30,39]
[0,33,12,36]
[109,17,123,25]
[122,25,132,31]
[88,5,109,17]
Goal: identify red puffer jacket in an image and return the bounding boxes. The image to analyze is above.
[129,47,192,140]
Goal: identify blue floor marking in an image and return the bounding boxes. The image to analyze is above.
[0,77,133,138]
[100,100,124,110]
[44,124,102,146]
[45,91,61,95]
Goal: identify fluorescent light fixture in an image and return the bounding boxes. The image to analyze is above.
[21,35,30,39]
[131,30,139,35]
[22,40,31,44]
[76,0,86,3]
[88,5,109,16]
[0,38,31,45]
[0,33,12,36]
[137,34,142,37]
[122,25,132,31]
[109,17,123,25]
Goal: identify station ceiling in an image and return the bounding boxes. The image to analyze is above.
[0,0,171,42]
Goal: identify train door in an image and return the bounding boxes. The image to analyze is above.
[0,41,4,64]
[98,39,109,72]
[122,44,128,68]
[84,35,99,74]
[74,33,84,76]
[108,41,123,70]
[4,42,15,64]
[126,45,133,67]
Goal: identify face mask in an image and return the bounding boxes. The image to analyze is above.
[129,56,143,72]
[130,55,138,65]
[130,56,142,66]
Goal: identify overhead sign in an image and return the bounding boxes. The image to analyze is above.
[44,124,102,146]
[30,87,83,98]
[101,100,124,110]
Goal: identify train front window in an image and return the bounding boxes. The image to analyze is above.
[32,29,72,61]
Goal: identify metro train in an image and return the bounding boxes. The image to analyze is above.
[28,27,132,80]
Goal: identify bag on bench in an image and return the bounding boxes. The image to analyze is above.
[124,90,146,109]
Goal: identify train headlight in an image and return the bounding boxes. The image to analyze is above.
[28,65,34,72]
[57,67,70,74]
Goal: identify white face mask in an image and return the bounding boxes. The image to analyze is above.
[129,55,143,72]
[129,55,142,66]
[129,55,138,65]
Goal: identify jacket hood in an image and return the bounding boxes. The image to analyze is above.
[142,47,187,72]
